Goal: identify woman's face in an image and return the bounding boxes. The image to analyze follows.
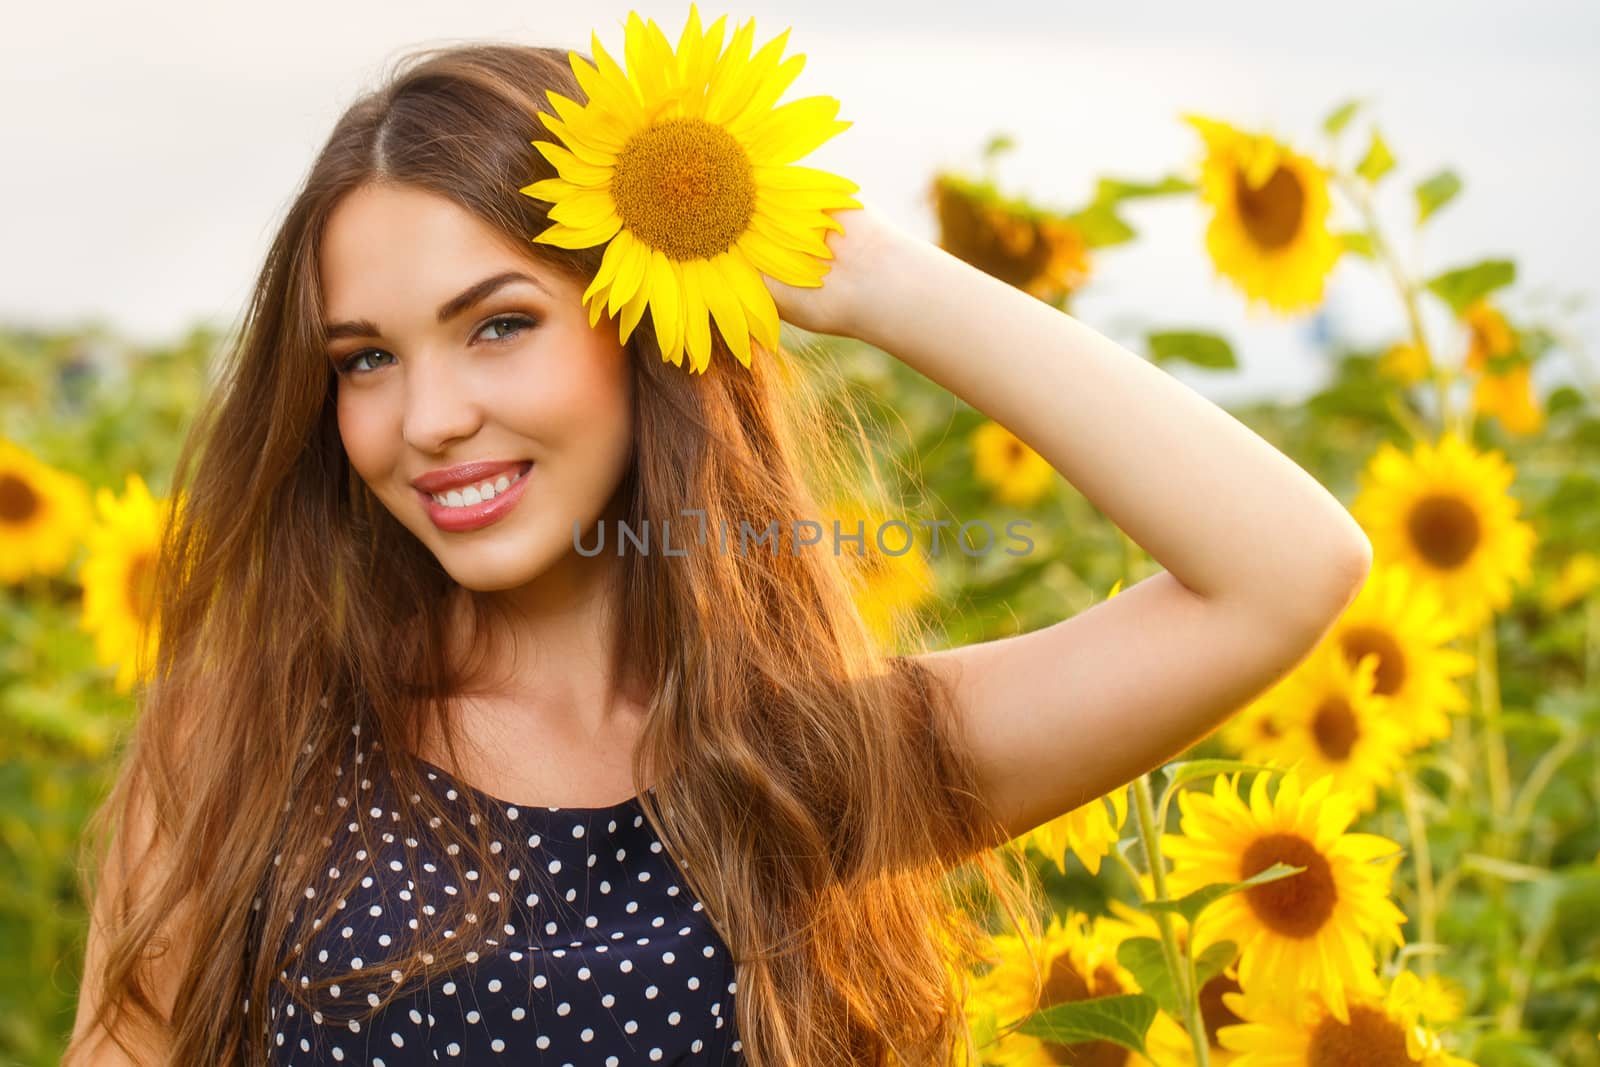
[319,182,635,592]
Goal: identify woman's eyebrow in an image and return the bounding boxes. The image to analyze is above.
[323,271,551,342]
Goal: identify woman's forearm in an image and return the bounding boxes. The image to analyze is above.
[845,230,1372,628]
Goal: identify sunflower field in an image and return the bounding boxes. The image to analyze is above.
[4,97,1599,1065]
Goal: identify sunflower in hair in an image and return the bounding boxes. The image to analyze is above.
[522,5,862,375]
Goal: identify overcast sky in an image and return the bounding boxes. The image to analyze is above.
[3,0,1596,404]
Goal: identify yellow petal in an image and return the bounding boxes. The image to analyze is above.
[647,250,684,364]
[607,237,649,316]
[697,257,752,368]
[707,27,792,127]
[718,253,781,354]
[549,191,620,230]
[531,140,612,187]
[679,259,713,374]
[747,211,832,259]
[519,177,583,203]
[745,102,851,166]
[751,163,859,196]
[537,113,619,167]
[583,235,632,306]
[618,267,652,344]
[624,12,672,102]
[589,30,644,112]
[736,227,823,281]
[703,17,757,118]
[532,219,619,251]
[569,51,643,127]
[726,54,806,135]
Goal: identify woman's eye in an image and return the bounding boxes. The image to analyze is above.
[479,314,536,343]
[338,350,394,376]
[335,315,535,377]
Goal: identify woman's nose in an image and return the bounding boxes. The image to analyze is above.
[401,353,484,454]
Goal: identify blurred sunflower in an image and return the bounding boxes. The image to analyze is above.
[1541,551,1600,613]
[1016,787,1128,877]
[1461,300,1543,436]
[0,439,93,584]
[825,498,935,648]
[1183,114,1342,316]
[971,420,1056,506]
[1351,431,1536,636]
[1160,769,1407,1025]
[971,908,1162,1067]
[1227,644,1411,815]
[930,172,1092,304]
[80,473,168,693]
[1377,340,1431,388]
[520,6,861,375]
[1097,877,1247,1066]
[1217,968,1477,1066]
[1325,562,1476,749]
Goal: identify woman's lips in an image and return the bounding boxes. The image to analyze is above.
[417,461,533,533]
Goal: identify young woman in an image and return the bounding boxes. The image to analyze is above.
[65,37,1372,1067]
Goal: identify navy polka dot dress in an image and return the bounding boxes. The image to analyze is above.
[258,745,745,1064]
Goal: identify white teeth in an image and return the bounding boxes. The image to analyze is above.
[430,466,528,509]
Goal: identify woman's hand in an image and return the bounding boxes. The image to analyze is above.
[757,199,913,341]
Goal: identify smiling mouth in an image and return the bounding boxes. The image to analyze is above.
[422,461,534,508]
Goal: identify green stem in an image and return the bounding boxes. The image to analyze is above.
[1394,766,1438,979]
[1478,624,1511,852]
[1330,171,1459,436]
[1131,774,1210,1067]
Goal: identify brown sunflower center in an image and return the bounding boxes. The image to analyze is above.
[0,473,41,524]
[1407,494,1480,569]
[1233,165,1305,251]
[1239,832,1337,937]
[1038,954,1130,1066]
[610,117,755,261]
[1198,971,1245,1049]
[126,553,158,628]
[1312,697,1360,761]
[1307,1003,1415,1066]
[1339,628,1406,696]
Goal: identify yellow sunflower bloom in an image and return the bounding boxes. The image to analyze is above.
[1542,551,1600,614]
[929,172,1092,304]
[1352,431,1536,636]
[971,908,1162,1067]
[520,6,862,375]
[971,420,1056,506]
[1461,300,1543,435]
[79,473,168,694]
[1184,114,1343,316]
[825,499,935,648]
[1327,562,1476,749]
[0,439,93,584]
[1017,787,1128,877]
[1160,769,1407,1026]
[1229,644,1412,816]
[1377,340,1432,387]
[1217,968,1478,1066]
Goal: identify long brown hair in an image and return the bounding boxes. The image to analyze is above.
[66,41,1046,1065]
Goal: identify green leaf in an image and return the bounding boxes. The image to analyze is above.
[1338,231,1377,259]
[1414,170,1462,225]
[1067,200,1137,249]
[1424,259,1516,315]
[1356,128,1396,184]
[1147,331,1237,371]
[1116,938,1183,1018]
[1323,98,1363,136]
[1016,993,1158,1057]
[1471,1034,1567,1067]
[1092,175,1196,204]
[982,134,1016,163]
[1159,758,1285,795]
[1193,939,1239,988]
[1141,862,1306,927]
